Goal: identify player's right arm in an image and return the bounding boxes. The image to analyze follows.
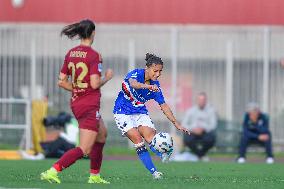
[129,78,159,91]
[58,54,73,91]
[58,72,73,91]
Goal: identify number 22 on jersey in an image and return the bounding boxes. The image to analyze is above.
[68,62,88,88]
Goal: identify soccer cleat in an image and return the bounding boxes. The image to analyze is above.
[152,171,163,180]
[161,149,173,163]
[88,175,110,184]
[40,169,61,184]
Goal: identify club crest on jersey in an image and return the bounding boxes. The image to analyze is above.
[96,111,101,120]
[98,63,102,72]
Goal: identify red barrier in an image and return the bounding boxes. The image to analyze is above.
[1,0,284,25]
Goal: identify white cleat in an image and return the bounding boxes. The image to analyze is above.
[237,157,246,164]
[152,171,163,180]
[266,157,274,164]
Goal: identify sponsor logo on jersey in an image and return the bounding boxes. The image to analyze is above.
[131,72,138,78]
[122,81,145,107]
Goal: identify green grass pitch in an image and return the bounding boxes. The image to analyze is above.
[0,159,284,189]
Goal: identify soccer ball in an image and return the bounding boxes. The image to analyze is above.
[152,132,173,153]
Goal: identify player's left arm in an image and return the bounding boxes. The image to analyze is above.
[58,72,73,91]
[160,103,190,134]
[90,69,113,90]
[90,53,113,90]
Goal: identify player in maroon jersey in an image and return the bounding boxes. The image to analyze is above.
[40,19,113,184]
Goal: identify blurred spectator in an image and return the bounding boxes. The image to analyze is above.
[237,103,274,164]
[21,112,78,160]
[181,92,217,161]
[40,112,77,158]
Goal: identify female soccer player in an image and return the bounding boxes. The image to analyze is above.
[113,53,190,179]
[40,19,113,184]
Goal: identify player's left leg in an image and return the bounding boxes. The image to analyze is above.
[137,115,172,163]
[139,126,172,163]
[138,126,162,156]
[126,128,162,179]
[88,118,110,184]
[41,128,97,183]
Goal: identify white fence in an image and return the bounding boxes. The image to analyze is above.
[0,98,31,150]
[0,23,284,148]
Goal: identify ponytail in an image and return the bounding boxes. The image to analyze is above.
[61,19,95,39]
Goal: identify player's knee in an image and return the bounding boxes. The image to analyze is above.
[99,124,108,140]
[79,146,92,155]
[130,134,144,144]
[96,130,107,143]
[102,128,108,139]
[134,142,148,155]
[134,141,145,148]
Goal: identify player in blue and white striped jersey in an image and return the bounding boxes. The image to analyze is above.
[113,53,189,179]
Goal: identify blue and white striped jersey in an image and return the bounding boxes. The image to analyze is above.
[113,69,165,115]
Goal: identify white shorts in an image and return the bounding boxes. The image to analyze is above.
[114,114,156,136]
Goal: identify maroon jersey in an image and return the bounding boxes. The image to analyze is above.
[60,45,102,106]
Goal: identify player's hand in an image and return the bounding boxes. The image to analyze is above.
[174,121,190,135]
[105,69,114,81]
[147,84,159,92]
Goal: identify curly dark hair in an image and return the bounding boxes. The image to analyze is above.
[145,53,163,67]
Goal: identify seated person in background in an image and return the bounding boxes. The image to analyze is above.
[237,103,274,164]
[182,92,217,161]
[21,112,78,160]
[41,112,78,158]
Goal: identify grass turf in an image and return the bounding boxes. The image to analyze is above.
[0,159,284,189]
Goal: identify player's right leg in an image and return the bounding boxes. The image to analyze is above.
[40,128,97,183]
[126,128,162,179]
[114,114,163,179]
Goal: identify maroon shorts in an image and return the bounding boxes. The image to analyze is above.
[71,104,100,132]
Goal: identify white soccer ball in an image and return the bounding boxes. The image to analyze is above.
[152,132,173,153]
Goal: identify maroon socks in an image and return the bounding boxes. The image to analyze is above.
[89,142,105,174]
[53,147,84,172]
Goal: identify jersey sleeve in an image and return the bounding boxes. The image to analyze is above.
[60,54,69,75]
[153,82,165,105]
[90,52,102,76]
[125,69,139,81]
